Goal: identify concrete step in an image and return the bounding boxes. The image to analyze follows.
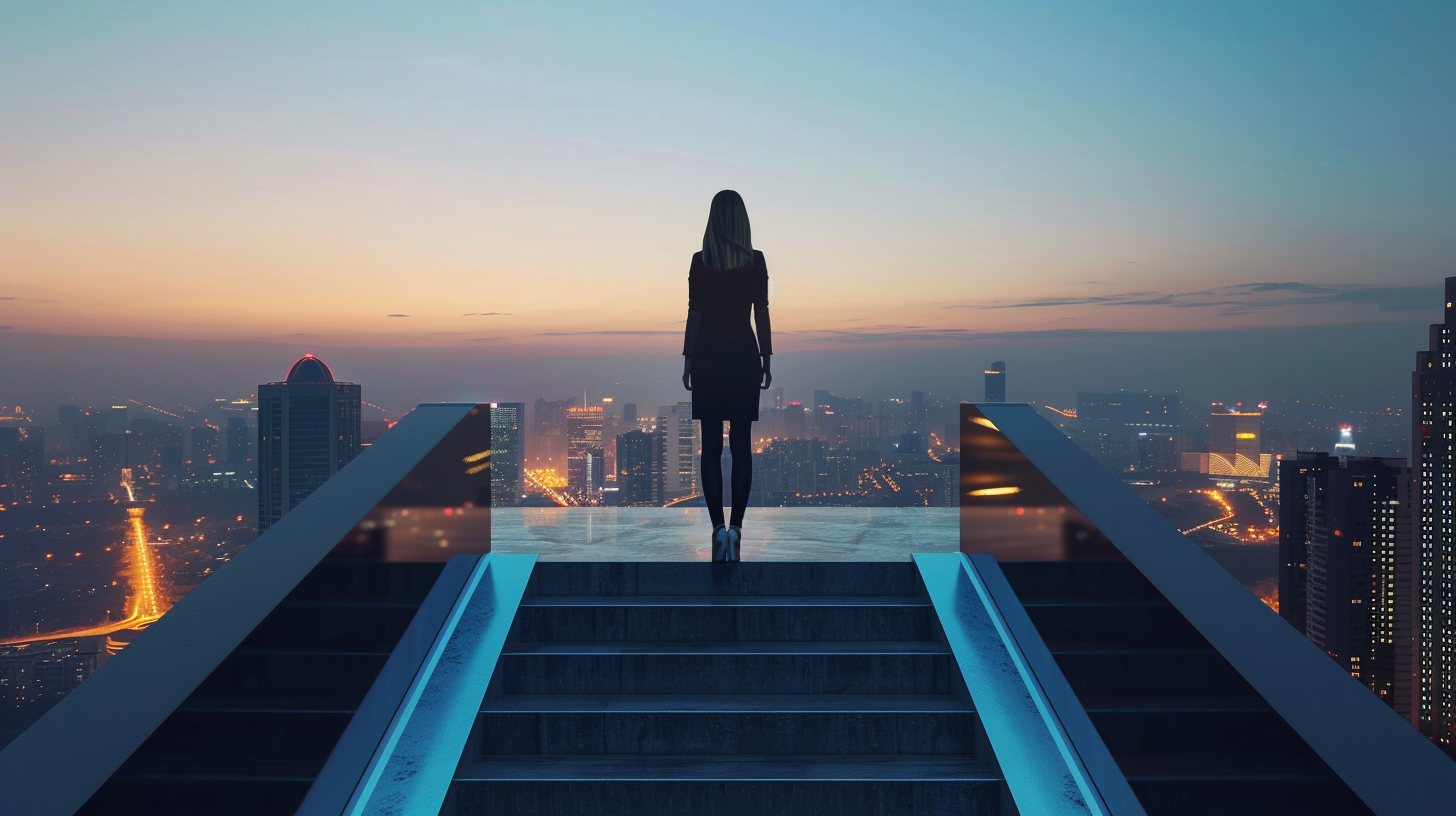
[1021,600,1203,645]
[528,562,927,599]
[513,596,935,644]
[242,598,425,651]
[1047,644,1248,695]
[133,708,352,761]
[445,756,1003,816]
[486,692,967,712]
[469,709,979,757]
[194,648,390,697]
[445,780,1002,816]
[495,649,954,695]
[81,779,314,816]
[1118,755,1371,816]
[1083,696,1310,756]
[996,559,1162,603]
[289,558,447,602]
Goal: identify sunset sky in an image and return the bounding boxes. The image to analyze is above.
[2,3,1454,412]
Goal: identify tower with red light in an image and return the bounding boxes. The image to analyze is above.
[257,354,362,532]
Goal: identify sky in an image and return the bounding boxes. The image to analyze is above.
[2,2,1454,414]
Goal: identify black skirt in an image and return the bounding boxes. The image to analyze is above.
[691,355,761,422]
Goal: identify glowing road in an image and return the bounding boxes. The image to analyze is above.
[0,469,170,646]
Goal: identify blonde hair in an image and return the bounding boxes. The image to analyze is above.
[702,190,754,271]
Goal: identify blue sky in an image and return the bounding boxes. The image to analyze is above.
[1,2,1453,409]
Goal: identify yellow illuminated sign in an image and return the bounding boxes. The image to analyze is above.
[1235,432,1256,439]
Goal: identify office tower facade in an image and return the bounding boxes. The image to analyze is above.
[189,425,219,470]
[257,354,362,532]
[784,401,806,438]
[985,361,1006,403]
[1187,406,1271,478]
[1075,392,1183,472]
[616,429,657,506]
[1280,451,1414,718]
[565,406,604,496]
[1414,276,1456,744]
[489,403,525,507]
[530,397,576,470]
[655,402,699,503]
[226,417,249,468]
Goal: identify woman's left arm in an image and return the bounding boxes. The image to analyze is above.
[754,256,772,388]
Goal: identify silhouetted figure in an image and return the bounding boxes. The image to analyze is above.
[682,190,773,561]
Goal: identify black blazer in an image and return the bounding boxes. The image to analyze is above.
[682,250,773,358]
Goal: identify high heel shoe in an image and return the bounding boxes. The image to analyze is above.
[711,524,731,562]
[726,525,742,562]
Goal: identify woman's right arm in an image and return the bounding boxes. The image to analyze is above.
[754,257,772,388]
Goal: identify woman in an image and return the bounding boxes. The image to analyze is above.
[682,190,773,562]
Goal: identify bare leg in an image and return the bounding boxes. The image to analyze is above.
[728,421,752,528]
[700,420,725,529]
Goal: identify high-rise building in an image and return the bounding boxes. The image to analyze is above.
[1193,405,1271,478]
[489,403,525,507]
[189,425,219,471]
[1414,276,1456,745]
[655,402,698,503]
[984,361,1006,403]
[530,397,575,470]
[616,429,657,506]
[1279,451,1414,719]
[784,401,806,438]
[565,406,604,496]
[226,417,249,469]
[257,354,362,532]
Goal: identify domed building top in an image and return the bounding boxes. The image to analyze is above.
[284,354,335,384]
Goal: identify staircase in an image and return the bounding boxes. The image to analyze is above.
[998,560,1374,816]
[78,560,447,816]
[444,562,1006,816]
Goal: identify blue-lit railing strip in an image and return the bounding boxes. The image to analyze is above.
[915,552,1104,816]
[345,553,537,816]
[297,556,481,816]
[967,554,1147,816]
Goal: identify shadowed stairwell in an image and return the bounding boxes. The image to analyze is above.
[446,561,1007,815]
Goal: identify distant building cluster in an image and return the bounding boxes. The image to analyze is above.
[509,390,961,510]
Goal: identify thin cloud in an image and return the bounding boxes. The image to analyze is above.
[463,312,510,316]
[0,325,12,331]
[957,282,1437,313]
[463,336,504,342]
[535,330,679,336]
[788,326,981,344]
[386,314,410,318]
[952,292,1156,309]
[0,297,15,301]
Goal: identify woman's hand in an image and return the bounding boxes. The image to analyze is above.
[760,356,773,389]
[682,357,692,391]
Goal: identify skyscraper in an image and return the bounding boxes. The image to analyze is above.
[565,405,604,496]
[1205,406,1270,478]
[489,402,525,507]
[1414,276,1456,745]
[257,354,362,532]
[225,417,249,469]
[984,361,1006,403]
[615,429,656,506]
[655,402,698,503]
[784,401,806,438]
[1279,451,1414,719]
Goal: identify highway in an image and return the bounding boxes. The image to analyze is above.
[0,469,170,646]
